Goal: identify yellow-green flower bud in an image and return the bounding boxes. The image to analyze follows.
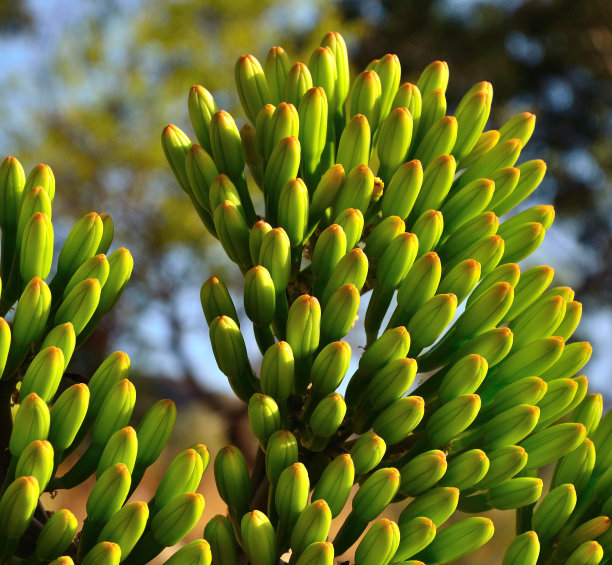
[93,379,136,447]
[35,508,78,560]
[533,377,578,431]
[184,144,219,214]
[209,174,244,219]
[162,124,191,193]
[377,232,419,289]
[63,254,109,300]
[399,450,447,497]
[151,492,204,546]
[248,393,281,445]
[350,432,386,475]
[201,275,239,327]
[204,515,239,565]
[489,477,543,510]
[311,224,346,283]
[439,354,488,402]
[97,501,149,559]
[427,394,480,447]
[539,341,592,382]
[372,395,425,445]
[249,220,272,265]
[241,511,278,565]
[440,449,489,490]
[266,430,298,485]
[0,156,25,232]
[97,426,138,477]
[259,227,291,293]
[82,542,121,565]
[453,86,492,161]
[553,438,595,494]
[412,209,443,256]
[0,318,10,378]
[399,487,459,529]
[209,110,245,183]
[532,483,577,538]
[395,516,437,562]
[20,211,53,281]
[566,541,604,565]
[417,60,449,97]
[49,383,89,451]
[235,54,270,123]
[502,531,540,565]
[12,277,51,345]
[490,377,547,414]
[520,422,586,469]
[299,87,328,183]
[441,179,495,237]
[55,278,101,335]
[86,464,131,522]
[290,500,332,563]
[336,115,371,175]
[392,82,422,131]
[467,262,520,308]
[278,178,309,246]
[415,116,457,169]
[311,453,354,518]
[309,341,351,398]
[49,557,74,565]
[213,200,251,267]
[475,445,528,490]
[412,155,456,218]
[334,163,374,218]
[0,475,39,541]
[377,107,413,183]
[381,159,423,220]
[309,46,336,108]
[494,159,547,217]
[321,248,368,305]
[484,404,540,449]
[154,448,203,508]
[19,346,64,403]
[260,341,294,402]
[365,215,406,261]
[353,467,400,522]
[214,445,250,516]
[265,46,291,105]
[286,295,320,359]
[10,393,49,458]
[15,439,53,491]
[440,213,499,261]
[355,519,400,565]
[573,394,604,436]
[284,62,313,107]
[264,136,300,222]
[348,70,381,129]
[408,293,457,354]
[321,284,360,341]
[267,102,299,160]
[309,393,346,438]
[374,53,401,122]
[164,539,212,565]
[309,164,345,222]
[188,85,217,153]
[335,208,364,251]
[276,462,310,530]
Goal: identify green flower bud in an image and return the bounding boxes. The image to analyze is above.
[381,159,423,220]
[551,517,610,563]
[555,300,582,341]
[235,54,271,123]
[440,449,489,490]
[419,517,494,564]
[309,164,345,221]
[476,445,528,490]
[209,315,257,403]
[355,519,400,565]
[49,383,89,451]
[24,163,54,203]
[256,103,275,159]
[533,377,578,431]
[553,438,595,493]
[12,277,51,345]
[373,396,425,445]
[0,318,10,378]
[209,110,245,183]
[467,262,520,308]
[201,275,239,327]
[417,60,449,97]
[374,53,401,122]
[321,284,360,341]
[427,394,480,447]
[309,46,336,106]
[93,379,136,447]
[213,200,251,267]
[294,542,334,565]
[209,174,244,218]
[349,70,381,129]
[55,278,101,335]
[573,394,604,435]
[489,477,543,510]
[188,85,217,153]
[267,102,300,160]
[284,62,313,107]
[438,259,480,305]
[334,163,374,218]
[20,212,53,281]
[321,248,368,305]
[97,501,149,559]
[97,426,138,477]
[453,86,492,161]
[290,500,332,562]
[35,508,78,560]
[539,341,592,382]
[86,464,131,522]
[494,159,547,216]
[490,376,547,414]
[260,341,294,401]
[443,180,494,239]
[502,531,539,565]
[309,393,346,438]
[164,539,212,565]
[87,351,130,418]
[214,445,250,515]
[0,475,38,541]
[311,453,355,518]
[366,357,418,411]
[10,393,50,458]
[286,295,321,359]
[501,265,553,323]
[418,87,446,141]
[350,432,386,475]
[483,404,540,449]
[377,232,419,289]
[248,393,281,445]
[309,341,351,398]
[0,156,25,232]
[365,216,406,260]
[336,115,371,175]
[259,227,291,293]
[394,516,437,562]
[566,541,604,565]
[311,224,347,282]
[82,542,121,565]
[415,116,457,169]
[249,220,272,265]
[263,136,300,222]
[440,213,500,262]
[412,209,443,256]
[151,492,205,546]
[353,467,401,521]
[399,450,447,497]
[15,439,53,491]
[265,46,291,105]
[408,293,457,354]
[49,557,74,565]
[266,429,298,485]
[276,462,310,528]
[533,483,577,538]
[439,354,488,402]
[413,154,456,218]
[162,124,191,192]
[154,448,203,508]
[320,31,349,109]
[335,208,364,250]
[184,144,219,213]
[204,515,239,565]
[278,178,309,246]
[19,346,65,403]
[393,82,422,131]
[241,511,278,565]
[17,185,52,253]
[399,487,459,529]
[520,422,586,469]
[498,112,536,147]
[299,87,328,182]
[377,107,413,183]
[241,122,264,191]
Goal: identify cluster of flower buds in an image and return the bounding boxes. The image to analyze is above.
[0,157,211,563]
[162,30,612,564]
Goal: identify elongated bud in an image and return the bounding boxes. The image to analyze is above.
[555,300,582,341]
[24,163,55,205]
[92,246,133,318]
[334,163,374,218]
[12,277,51,345]
[97,426,138,477]
[411,209,443,256]
[309,45,336,104]
[309,341,351,398]
[372,395,424,445]
[417,60,449,97]
[489,477,543,509]
[336,114,370,174]
[374,53,401,121]
[284,62,313,107]
[49,383,89,451]
[442,179,495,236]
[82,542,121,565]
[249,220,272,264]
[458,138,523,191]
[278,178,309,246]
[312,454,355,518]
[415,116,457,169]
[259,227,291,293]
[335,208,364,250]
[355,519,400,565]
[19,346,64,403]
[321,284,360,341]
[164,539,212,565]
[209,174,244,218]
[349,69,381,130]
[398,450,447,497]
[0,475,39,540]
[350,432,386,475]
[566,541,604,565]
[381,160,423,220]
[493,159,547,216]
[439,354,488,402]
[311,224,347,282]
[35,508,78,560]
[154,448,203,508]
[20,212,53,281]
[367,357,417,411]
[533,377,578,431]
[320,31,349,109]
[15,439,53,491]
[502,531,540,565]
[10,393,50,457]
[290,500,332,562]
[86,464,131,522]
[162,124,191,192]
[264,136,301,222]
[276,462,310,528]
[520,422,586,469]
[241,123,264,190]
[17,185,52,255]
[484,404,540,449]
[353,467,401,522]
[309,164,345,221]
[235,54,270,123]
[204,515,239,565]
[210,110,245,182]
[427,394,481,447]
[310,393,346,438]
[573,394,604,435]
[93,379,136,446]
[267,102,299,159]
[413,154,456,217]
[260,341,294,401]
[377,232,419,289]
[299,87,328,181]
[265,430,298,485]
[209,315,257,402]
[377,108,413,183]
[453,86,492,161]
[322,248,368,305]
[97,501,149,560]
[188,85,217,152]
[533,483,577,538]
[550,517,610,563]
[87,351,130,418]
[55,278,101,335]
[475,445,528,490]
[201,275,239,327]
[63,254,109,300]
[499,112,536,146]
[440,449,489,490]
[241,510,278,565]
[265,46,291,105]
[400,486,459,529]
[49,556,74,564]
[214,445,250,516]
[213,200,251,266]
[286,295,321,359]
[539,341,592,382]
[0,318,9,378]
[365,216,405,260]
[248,393,281,445]
[151,492,205,546]
[408,294,457,354]
[185,144,219,213]
[0,156,25,231]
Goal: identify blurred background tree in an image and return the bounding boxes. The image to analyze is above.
[0,0,610,561]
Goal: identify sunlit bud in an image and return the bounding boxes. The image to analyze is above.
[209,110,245,182]
[374,53,401,122]
[86,464,131,522]
[16,185,52,252]
[321,284,360,341]
[259,227,291,293]
[9,393,49,457]
[521,422,586,469]
[321,248,368,304]
[417,88,446,143]
[398,450,447,497]
[400,487,459,528]
[553,300,582,341]
[493,159,547,216]
[365,357,417,412]
[467,264,519,310]
[164,539,212,565]
[48,384,89,451]
[381,159,422,220]
[49,556,74,564]
[394,517,437,562]
[81,542,121,565]
[0,318,9,378]
[412,209,443,256]
[92,379,136,447]
[275,462,310,530]
[415,116,457,169]
[553,438,595,493]
[62,256,109,302]
[264,46,291,105]
[377,232,419,289]
[309,46,336,107]
[335,208,364,250]
[184,145,219,219]
[201,275,239,327]
[278,178,309,245]
[309,164,345,221]
[294,542,334,565]
[97,426,137,477]
[209,174,244,218]
[566,541,604,565]
[320,31,349,110]
[377,107,413,183]
[204,514,239,565]
[427,394,481,447]
[460,129,501,169]
[188,85,217,152]
[573,394,604,436]
[533,377,578,431]
[23,162,54,204]
[539,341,592,382]
[19,346,64,403]
[235,54,271,123]
[484,404,540,450]
[249,220,271,265]
[336,114,371,174]
[299,88,328,182]
[260,342,294,401]
[439,214,499,263]
[457,138,522,190]
[265,430,298,486]
[267,102,300,159]
[0,156,25,231]
[372,396,424,445]
[419,517,494,564]
[90,246,133,319]
[355,519,400,565]
[551,517,610,563]
[486,166,521,210]
[453,86,492,161]
[209,315,257,403]
[393,83,422,132]
[441,179,494,235]
[408,293,457,354]
[307,342,350,400]
[440,449,489,490]
[348,69,382,130]
[412,154,455,218]
[312,454,355,518]
[309,393,346,439]
[248,393,281,445]
[286,295,321,359]
[394,251,441,321]
[290,500,332,562]
[15,439,53,491]
[365,215,406,260]
[0,475,38,541]
[20,212,53,281]
[35,508,78,560]
[439,354,488,402]
[242,511,278,565]
[351,467,400,523]
[214,445,250,515]
[489,477,543,510]
[475,445,528,490]
[311,225,346,284]
[213,200,251,266]
[502,531,540,565]
[417,60,449,97]
[532,483,577,538]
[151,492,205,546]
[12,277,51,345]
[284,62,313,107]
[499,112,536,147]
[334,163,374,218]
[55,278,101,335]
[348,432,386,476]
[97,501,149,560]
[87,351,130,419]
[442,327,513,372]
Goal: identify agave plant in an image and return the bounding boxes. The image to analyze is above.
[161,31,612,564]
